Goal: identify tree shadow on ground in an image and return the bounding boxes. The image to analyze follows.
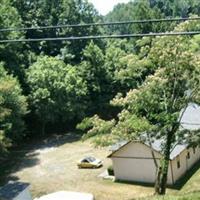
[114,180,155,188]
[0,151,40,186]
[0,132,82,186]
[36,132,82,150]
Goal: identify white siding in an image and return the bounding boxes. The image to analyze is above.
[171,149,187,182]
[186,147,200,169]
[171,147,200,183]
[14,188,32,200]
[111,142,173,185]
[113,142,161,158]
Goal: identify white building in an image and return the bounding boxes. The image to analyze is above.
[34,191,94,200]
[108,103,200,185]
[108,141,200,185]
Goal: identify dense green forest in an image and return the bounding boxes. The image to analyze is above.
[1,0,200,194]
[0,0,199,150]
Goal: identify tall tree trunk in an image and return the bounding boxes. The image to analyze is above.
[154,131,173,195]
[154,166,162,194]
[159,156,170,194]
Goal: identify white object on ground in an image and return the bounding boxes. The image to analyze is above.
[34,191,94,200]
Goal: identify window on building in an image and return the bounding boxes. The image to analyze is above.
[193,147,196,154]
[187,151,190,159]
[177,156,181,169]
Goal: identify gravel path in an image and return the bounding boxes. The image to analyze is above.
[11,134,153,200]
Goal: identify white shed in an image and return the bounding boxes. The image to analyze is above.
[108,141,200,185]
[0,182,32,200]
[35,191,94,200]
[108,103,200,185]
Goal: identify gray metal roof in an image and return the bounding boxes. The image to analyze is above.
[149,139,187,160]
[109,140,128,151]
[109,103,200,160]
[109,139,187,160]
[170,144,187,159]
[152,103,200,159]
[0,182,30,200]
[181,103,200,130]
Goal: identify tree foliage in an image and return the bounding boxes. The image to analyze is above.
[79,20,200,194]
[0,0,26,79]
[79,41,110,114]
[105,0,200,35]
[1,3,200,192]
[77,115,116,146]
[11,0,102,61]
[150,0,200,17]
[0,65,27,153]
[27,56,88,134]
[105,0,167,34]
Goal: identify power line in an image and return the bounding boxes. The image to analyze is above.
[0,17,200,33]
[0,31,200,43]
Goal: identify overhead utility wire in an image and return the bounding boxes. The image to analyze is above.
[1,31,200,43]
[1,17,200,33]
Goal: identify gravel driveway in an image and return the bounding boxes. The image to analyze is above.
[9,133,153,200]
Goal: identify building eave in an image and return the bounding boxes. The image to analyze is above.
[107,140,164,159]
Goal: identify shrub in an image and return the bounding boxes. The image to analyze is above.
[27,56,88,134]
[107,165,114,176]
[0,65,27,152]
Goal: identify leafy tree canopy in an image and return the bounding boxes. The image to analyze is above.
[105,0,166,35]
[105,0,200,35]
[0,64,27,153]
[150,0,200,17]
[11,0,102,61]
[0,0,26,78]
[27,56,88,134]
[78,20,200,194]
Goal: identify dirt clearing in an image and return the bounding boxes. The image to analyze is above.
[2,133,154,200]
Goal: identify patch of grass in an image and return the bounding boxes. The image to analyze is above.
[139,191,200,200]
[140,160,200,200]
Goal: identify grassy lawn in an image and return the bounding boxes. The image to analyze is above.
[140,192,200,200]
[1,133,200,200]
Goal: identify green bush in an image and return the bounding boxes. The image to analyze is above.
[107,165,114,176]
[27,56,88,134]
[0,65,27,153]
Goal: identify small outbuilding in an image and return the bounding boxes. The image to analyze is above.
[0,182,32,200]
[108,140,200,185]
[35,191,94,200]
[108,103,200,185]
